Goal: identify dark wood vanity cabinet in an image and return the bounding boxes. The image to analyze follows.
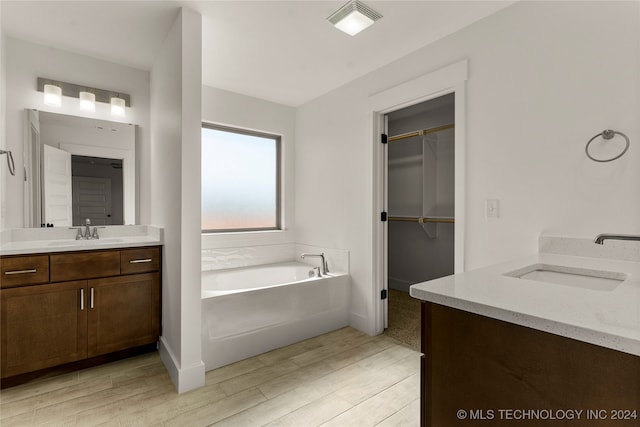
[420,302,640,427]
[88,273,160,357]
[1,280,87,377]
[0,246,162,380]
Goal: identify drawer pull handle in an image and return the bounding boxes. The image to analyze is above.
[4,269,37,275]
[130,258,153,264]
[90,287,94,309]
[80,288,84,311]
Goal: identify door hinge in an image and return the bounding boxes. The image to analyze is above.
[381,289,388,300]
[381,134,388,144]
[381,211,387,222]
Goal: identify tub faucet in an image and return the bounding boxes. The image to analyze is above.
[301,253,329,275]
[594,233,640,245]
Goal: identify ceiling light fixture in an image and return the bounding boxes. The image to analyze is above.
[327,0,382,36]
[43,84,62,107]
[79,91,96,112]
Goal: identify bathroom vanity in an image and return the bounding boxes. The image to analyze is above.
[411,238,640,426]
[0,227,162,386]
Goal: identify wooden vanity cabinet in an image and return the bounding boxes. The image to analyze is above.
[420,302,640,427]
[88,272,160,357]
[0,246,162,380]
[1,280,87,377]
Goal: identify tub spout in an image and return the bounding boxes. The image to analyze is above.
[301,253,329,275]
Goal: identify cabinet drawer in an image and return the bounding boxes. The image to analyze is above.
[120,247,160,275]
[50,251,120,282]
[1,255,49,288]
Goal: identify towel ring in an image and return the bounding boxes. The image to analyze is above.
[585,129,630,163]
[0,150,15,176]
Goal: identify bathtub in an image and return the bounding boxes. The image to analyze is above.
[201,262,350,371]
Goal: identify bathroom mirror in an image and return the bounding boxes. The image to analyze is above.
[24,109,137,227]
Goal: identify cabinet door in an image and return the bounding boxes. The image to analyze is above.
[1,281,87,377]
[87,273,160,357]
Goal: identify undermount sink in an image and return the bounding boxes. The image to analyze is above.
[505,264,626,291]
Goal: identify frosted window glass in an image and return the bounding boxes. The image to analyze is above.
[202,126,280,231]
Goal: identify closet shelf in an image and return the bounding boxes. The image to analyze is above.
[389,216,454,224]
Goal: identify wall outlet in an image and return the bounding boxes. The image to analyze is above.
[486,199,499,219]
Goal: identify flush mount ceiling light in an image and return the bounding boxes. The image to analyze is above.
[327,0,382,36]
[79,91,96,112]
[43,84,62,107]
[110,96,126,117]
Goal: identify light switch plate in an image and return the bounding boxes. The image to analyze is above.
[486,199,499,219]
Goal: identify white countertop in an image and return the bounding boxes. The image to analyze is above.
[410,252,640,357]
[0,225,163,255]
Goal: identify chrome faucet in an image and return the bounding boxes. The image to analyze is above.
[71,218,100,240]
[84,218,92,239]
[301,253,329,275]
[594,233,640,245]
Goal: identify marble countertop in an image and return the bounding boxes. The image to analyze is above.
[0,225,163,255]
[410,251,640,356]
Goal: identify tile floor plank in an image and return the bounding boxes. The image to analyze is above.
[375,398,421,427]
[0,328,421,427]
[264,393,353,427]
[321,373,420,426]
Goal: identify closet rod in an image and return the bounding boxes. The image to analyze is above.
[389,216,455,224]
[388,123,455,142]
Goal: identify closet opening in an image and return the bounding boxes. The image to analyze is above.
[383,93,455,349]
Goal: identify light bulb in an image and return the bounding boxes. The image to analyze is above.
[43,84,62,107]
[334,10,374,36]
[111,97,126,117]
[79,91,96,112]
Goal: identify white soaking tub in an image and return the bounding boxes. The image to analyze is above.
[201,262,350,371]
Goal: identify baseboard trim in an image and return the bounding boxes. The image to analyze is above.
[159,336,205,393]
[349,311,374,335]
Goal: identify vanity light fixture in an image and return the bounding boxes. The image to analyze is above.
[43,84,62,107]
[110,96,126,117]
[327,0,382,36]
[79,91,96,112]
[37,78,131,117]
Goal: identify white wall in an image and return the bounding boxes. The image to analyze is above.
[150,8,204,393]
[295,1,640,334]
[2,37,151,227]
[201,85,296,250]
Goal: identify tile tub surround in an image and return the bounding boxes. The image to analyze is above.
[202,243,349,274]
[0,225,163,255]
[410,252,640,356]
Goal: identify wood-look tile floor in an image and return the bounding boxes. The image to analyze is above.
[0,327,420,426]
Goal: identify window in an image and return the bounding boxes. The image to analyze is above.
[201,123,281,232]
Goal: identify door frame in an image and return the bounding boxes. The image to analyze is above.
[368,59,468,335]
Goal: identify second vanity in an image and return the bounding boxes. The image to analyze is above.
[0,226,163,385]
[411,236,640,426]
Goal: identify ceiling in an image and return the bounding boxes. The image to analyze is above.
[1,1,514,106]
